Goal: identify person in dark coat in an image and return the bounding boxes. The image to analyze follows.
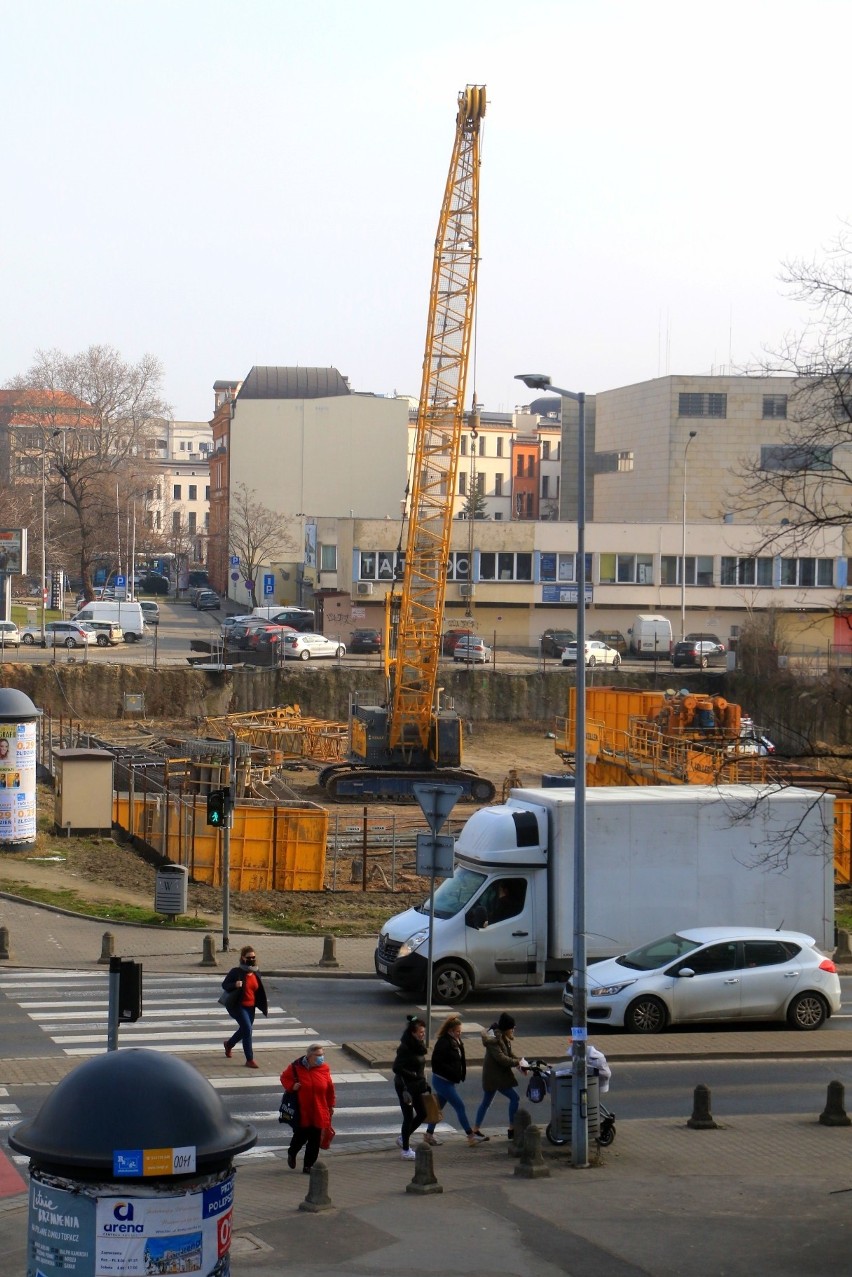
[425,1013,486,1147]
[473,1012,527,1140]
[392,1014,429,1159]
[222,944,268,1068]
[281,1043,336,1173]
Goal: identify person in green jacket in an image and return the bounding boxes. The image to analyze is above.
[472,1012,527,1140]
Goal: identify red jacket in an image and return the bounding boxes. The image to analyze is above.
[280,1058,335,1129]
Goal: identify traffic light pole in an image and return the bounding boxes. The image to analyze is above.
[222,731,236,953]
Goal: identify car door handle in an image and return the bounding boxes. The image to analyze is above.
[512,931,529,937]
[723,978,740,985]
[784,971,801,978]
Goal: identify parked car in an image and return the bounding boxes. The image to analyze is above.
[442,628,474,655]
[195,591,221,611]
[21,621,96,648]
[540,629,576,659]
[453,635,492,663]
[589,628,628,655]
[686,631,725,648]
[139,601,160,626]
[562,926,841,1033]
[671,638,726,669]
[349,628,383,654]
[82,620,124,646]
[561,639,621,668]
[0,622,20,647]
[243,624,296,651]
[282,633,346,660]
[225,619,267,647]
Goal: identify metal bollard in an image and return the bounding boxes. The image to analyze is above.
[0,925,9,960]
[819,1080,852,1127]
[319,935,340,969]
[687,1084,719,1130]
[98,932,115,965]
[514,1124,551,1179]
[405,1143,443,1195]
[510,1107,532,1157]
[200,934,218,967]
[298,1160,333,1212]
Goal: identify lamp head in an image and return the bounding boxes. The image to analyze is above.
[515,373,552,391]
[689,430,697,439]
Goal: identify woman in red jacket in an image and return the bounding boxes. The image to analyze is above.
[281,1043,336,1173]
[222,945,268,1068]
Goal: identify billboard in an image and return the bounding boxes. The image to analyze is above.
[0,721,37,843]
[0,528,27,575]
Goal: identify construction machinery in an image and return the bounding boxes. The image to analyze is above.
[320,85,494,802]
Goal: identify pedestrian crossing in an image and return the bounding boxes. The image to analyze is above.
[0,970,332,1056]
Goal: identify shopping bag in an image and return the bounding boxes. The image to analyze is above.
[423,1091,443,1124]
[278,1091,298,1126]
[320,1125,336,1150]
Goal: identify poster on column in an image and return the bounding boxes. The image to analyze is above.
[27,1179,96,1276]
[94,1174,233,1274]
[0,720,37,843]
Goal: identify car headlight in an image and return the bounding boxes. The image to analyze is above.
[398,929,430,958]
[590,981,637,997]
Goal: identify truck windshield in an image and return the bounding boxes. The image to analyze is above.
[417,868,486,920]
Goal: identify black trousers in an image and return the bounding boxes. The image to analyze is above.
[288,1124,321,1169]
[394,1077,427,1151]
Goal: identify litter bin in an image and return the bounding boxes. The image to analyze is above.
[545,1059,600,1146]
[10,1048,256,1276]
[155,863,188,915]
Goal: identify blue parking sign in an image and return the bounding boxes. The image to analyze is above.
[263,573,274,596]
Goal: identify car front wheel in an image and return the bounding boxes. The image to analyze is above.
[612,654,621,667]
[65,637,77,649]
[786,991,828,1030]
[22,634,34,645]
[624,995,668,1034]
[700,656,708,669]
[96,635,109,647]
[335,645,345,658]
[587,656,596,667]
[300,649,310,660]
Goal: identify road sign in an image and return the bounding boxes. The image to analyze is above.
[230,555,240,566]
[115,575,126,587]
[263,573,274,596]
[230,571,239,582]
[415,832,455,876]
[244,579,254,590]
[413,783,464,834]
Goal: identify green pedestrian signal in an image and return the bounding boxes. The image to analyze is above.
[206,788,230,827]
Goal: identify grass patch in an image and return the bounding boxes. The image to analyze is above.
[0,880,210,928]
[249,901,391,936]
[836,905,852,934]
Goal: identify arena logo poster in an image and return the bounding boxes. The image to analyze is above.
[94,1175,234,1275]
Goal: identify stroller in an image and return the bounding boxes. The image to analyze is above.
[524,1058,616,1148]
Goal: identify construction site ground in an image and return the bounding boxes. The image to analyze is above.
[0,720,559,935]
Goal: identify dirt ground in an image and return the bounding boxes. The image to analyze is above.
[0,721,561,935]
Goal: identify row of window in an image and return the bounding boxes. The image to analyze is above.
[145,512,211,532]
[172,484,210,501]
[458,472,561,499]
[678,393,789,420]
[355,548,838,588]
[458,435,561,460]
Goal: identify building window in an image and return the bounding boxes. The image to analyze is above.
[661,555,714,586]
[720,556,774,586]
[188,512,197,533]
[540,552,577,583]
[542,440,551,460]
[478,436,486,456]
[446,552,471,581]
[598,553,654,585]
[320,543,337,571]
[541,476,549,499]
[179,441,186,451]
[461,436,467,456]
[172,512,181,532]
[678,392,727,418]
[476,473,485,495]
[762,394,788,419]
[496,437,504,457]
[459,472,467,496]
[188,484,197,501]
[204,512,209,528]
[595,450,634,474]
[173,484,181,500]
[779,558,833,587]
[516,455,524,476]
[495,473,503,496]
[359,550,402,581]
[155,511,161,530]
[760,444,832,472]
[205,485,210,500]
[478,552,533,582]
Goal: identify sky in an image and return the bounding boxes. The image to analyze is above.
[2,0,850,420]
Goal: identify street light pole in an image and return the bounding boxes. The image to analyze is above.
[681,431,697,641]
[516,372,589,1168]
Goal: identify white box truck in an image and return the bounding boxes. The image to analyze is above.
[73,600,145,642]
[375,785,835,1002]
[628,613,673,658]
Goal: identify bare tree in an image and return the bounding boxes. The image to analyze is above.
[8,346,170,598]
[228,484,298,609]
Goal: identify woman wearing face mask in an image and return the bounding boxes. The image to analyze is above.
[222,945,268,1069]
[281,1044,336,1173]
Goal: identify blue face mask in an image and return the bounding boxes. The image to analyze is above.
[314,1055,325,1065]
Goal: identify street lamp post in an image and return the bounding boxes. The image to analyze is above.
[681,431,697,641]
[40,430,60,646]
[516,372,589,1168]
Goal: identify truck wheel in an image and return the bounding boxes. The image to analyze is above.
[124,633,138,643]
[433,962,471,1004]
[786,991,827,1030]
[624,995,668,1034]
[545,1122,567,1146]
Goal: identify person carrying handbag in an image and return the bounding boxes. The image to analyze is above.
[392,1014,430,1160]
[426,1013,486,1147]
[222,945,268,1069]
[281,1044,335,1173]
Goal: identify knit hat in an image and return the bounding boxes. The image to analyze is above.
[496,1012,515,1032]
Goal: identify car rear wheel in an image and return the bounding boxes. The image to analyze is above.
[96,635,109,647]
[125,633,138,643]
[64,637,77,649]
[299,649,310,660]
[335,645,345,658]
[587,656,596,667]
[786,991,828,1030]
[612,654,621,668]
[22,634,34,645]
[700,656,708,669]
[624,995,668,1034]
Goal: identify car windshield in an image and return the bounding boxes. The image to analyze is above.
[615,932,703,971]
[416,868,486,919]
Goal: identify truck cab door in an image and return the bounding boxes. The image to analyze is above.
[464,876,537,987]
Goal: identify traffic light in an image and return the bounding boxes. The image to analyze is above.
[206,788,231,828]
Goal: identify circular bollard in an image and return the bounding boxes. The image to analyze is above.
[819,1079,852,1127]
[514,1124,551,1179]
[687,1083,719,1130]
[98,931,115,965]
[405,1143,443,1195]
[299,1160,333,1212]
[0,924,10,960]
[9,1048,256,1274]
[201,934,218,967]
[510,1107,532,1157]
[319,935,340,969]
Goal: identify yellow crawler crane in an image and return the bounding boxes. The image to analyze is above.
[320,85,494,801]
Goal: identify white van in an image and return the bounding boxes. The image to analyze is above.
[73,601,145,642]
[628,613,672,659]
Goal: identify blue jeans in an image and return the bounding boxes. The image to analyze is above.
[475,1086,519,1131]
[226,1004,256,1061]
[427,1075,473,1136]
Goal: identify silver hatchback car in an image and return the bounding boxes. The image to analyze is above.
[563,926,841,1033]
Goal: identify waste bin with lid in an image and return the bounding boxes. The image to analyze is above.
[155,863,188,915]
[9,1048,256,1276]
[545,1060,600,1146]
